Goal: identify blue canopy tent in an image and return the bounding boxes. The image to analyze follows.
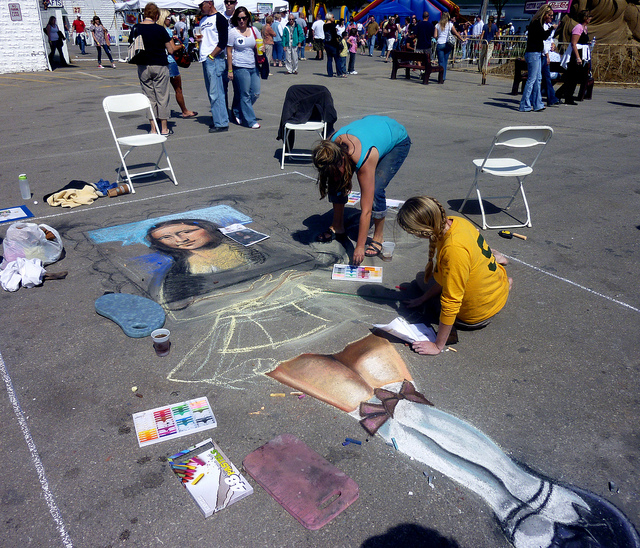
[357,0,444,23]
[368,1,416,17]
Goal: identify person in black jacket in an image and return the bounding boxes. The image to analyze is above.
[130,3,181,135]
[519,4,557,112]
[323,14,344,77]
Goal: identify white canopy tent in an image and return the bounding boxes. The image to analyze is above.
[113,0,288,60]
[114,0,289,14]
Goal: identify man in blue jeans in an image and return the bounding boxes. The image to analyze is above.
[366,16,378,56]
[198,0,229,133]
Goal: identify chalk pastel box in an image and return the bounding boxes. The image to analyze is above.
[332,264,383,283]
[132,397,217,448]
[168,438,253,518]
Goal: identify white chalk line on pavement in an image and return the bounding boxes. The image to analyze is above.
[0,350,73,548]
[504,254,639,313]
[31,171,299,222]
[29,170,638,315]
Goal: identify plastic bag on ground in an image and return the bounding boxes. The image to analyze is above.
[1,222,63,267]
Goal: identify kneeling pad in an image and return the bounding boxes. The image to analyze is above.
[95,293,165,338]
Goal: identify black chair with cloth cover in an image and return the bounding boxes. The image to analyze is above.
[277,85,337,169]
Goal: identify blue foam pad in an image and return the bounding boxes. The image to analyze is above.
[95,293,165,338]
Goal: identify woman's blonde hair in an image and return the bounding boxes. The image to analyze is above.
[312,139,355,200]
[533,4,553,22]
[397,196,448,280]
[158,9,171,26]
[438,11,450,30]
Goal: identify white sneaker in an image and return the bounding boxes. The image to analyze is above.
[98,64,104,68]
[350,71,358,75]
[251,123,260,129]
[112,63,117,69]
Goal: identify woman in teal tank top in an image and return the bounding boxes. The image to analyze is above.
[312,115,411,265]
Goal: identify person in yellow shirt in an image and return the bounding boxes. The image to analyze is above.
[397,196,511,355]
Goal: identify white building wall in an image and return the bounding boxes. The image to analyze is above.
[64,0,118,37]
[0,0,48,74]
[0,0,117,74]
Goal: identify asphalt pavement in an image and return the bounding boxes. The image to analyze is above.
[0,46,639,548]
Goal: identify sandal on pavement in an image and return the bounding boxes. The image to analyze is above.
[180,112,198,118]
[364,240,383,257]
[316,227,348,243]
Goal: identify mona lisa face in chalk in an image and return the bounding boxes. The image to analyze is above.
[150,223,213,250]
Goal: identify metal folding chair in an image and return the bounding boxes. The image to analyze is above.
[277,84,337,170]
[460,126,553,229]
[102,93,178,194]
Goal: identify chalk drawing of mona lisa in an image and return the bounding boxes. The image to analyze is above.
[145,219,265,306]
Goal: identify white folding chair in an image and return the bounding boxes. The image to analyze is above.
[281,120,327,169]
[102,93,178,194]
[460,126,553,229]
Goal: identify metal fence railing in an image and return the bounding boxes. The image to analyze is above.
[446,37,640,85]
[452,36,528,66]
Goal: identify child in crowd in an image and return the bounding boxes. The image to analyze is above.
[347,28,358,74]
[359,34,368,54]
[397,196,512,355]
[339,31,349,77]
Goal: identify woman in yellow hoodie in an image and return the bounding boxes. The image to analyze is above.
[397,196,511,355]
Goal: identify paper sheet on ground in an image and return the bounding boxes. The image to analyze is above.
[0,205,33,224]
[219,223,269,246]
[373,317,436,343]
[385,199,405,209]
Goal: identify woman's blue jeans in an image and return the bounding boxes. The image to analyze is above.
[328,136,412,218]
[325,44,341,76]
[231,66,260,127]
[520,52,544,111]
[436,43,452,81]
[273,41,283,63]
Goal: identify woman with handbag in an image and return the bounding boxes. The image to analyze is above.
[227,7,261,129]
[89,16,116,68]
[129,3,180,136]
[556,10,592,105]
[45,16,69,68]
[433,12,464,82]
[160,10,198,119]
[282,13,304,74]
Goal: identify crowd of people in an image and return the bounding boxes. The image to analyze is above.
[57,3,595,133]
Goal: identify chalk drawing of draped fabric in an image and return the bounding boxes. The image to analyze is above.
[167,271,380,389]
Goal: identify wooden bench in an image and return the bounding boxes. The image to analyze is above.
[390,50,444,85]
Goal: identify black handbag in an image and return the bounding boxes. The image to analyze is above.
[172,46,191,68]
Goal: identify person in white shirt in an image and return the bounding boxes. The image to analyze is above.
[311,14,325,60]
[174,14,188,44]
[197,0,229,132]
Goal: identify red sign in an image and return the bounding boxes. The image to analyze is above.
[524,0,573,14]
[9,3,22,21]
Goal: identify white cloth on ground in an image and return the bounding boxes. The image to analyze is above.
[0,258,46,291]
